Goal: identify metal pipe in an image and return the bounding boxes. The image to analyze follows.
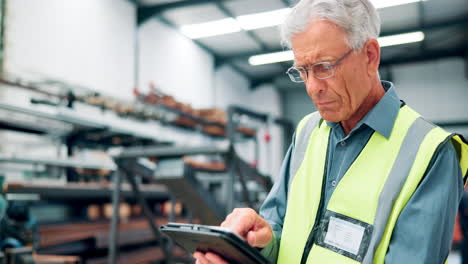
[112,145,229,159]
[0,155,116,170]
[226,107,237,214]
[108,170,122,264]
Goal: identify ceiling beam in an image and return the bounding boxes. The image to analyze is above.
[383,17,468,37]
[417,0,427,52]
[251,78,273,88]
[137,0,237,25]
[217,17,468,63]
[281,0,292,7]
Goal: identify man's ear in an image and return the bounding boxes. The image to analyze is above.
[364,39,381,76]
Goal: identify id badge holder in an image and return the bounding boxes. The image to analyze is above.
[315,210,373,262]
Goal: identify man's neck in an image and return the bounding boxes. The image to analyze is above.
[341,80,386,135]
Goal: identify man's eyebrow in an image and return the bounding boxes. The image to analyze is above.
[294,56,337,67]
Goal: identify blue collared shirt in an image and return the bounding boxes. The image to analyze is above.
[259,81,463,263]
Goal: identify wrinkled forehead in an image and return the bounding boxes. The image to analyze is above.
[291,20,350,64]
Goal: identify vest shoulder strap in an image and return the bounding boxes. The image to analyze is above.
[289,112,322,190]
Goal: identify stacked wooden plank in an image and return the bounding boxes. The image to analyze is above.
[137,85,257,137]
[39,218,174,248]
[34,254,81,264]
[38,218,191,263]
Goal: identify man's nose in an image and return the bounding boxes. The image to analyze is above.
[305,75,325,95]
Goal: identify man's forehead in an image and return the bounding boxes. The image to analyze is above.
[295,49,333,58]
[293,49,338,66]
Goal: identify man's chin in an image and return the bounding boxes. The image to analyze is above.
[318,110,342,123]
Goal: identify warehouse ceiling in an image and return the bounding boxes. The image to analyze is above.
[136,0,468,90]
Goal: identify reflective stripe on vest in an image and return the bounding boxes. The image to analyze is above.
[362,117,440,263]
[277,106,468,264]
[288,112,322,193]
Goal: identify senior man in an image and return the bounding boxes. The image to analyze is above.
[193,0,468,263]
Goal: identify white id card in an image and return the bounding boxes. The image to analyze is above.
[324,216,365,255]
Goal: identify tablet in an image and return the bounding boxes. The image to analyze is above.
[160,222,271,264]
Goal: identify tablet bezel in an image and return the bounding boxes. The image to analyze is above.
[161,222,271,264]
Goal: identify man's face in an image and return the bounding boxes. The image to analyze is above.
[291,20,373,123]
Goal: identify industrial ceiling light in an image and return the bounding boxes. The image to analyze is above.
[248,51,294,66]
[180,18,241,39]
[378,31,425,47]
[249,31,425,66]
[236,8,291,31]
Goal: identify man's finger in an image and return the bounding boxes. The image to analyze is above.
[230,211,256,237]
[205,252,228,264]
[193,252,209,264]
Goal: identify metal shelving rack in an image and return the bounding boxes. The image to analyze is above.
[0,156,172,263]
[108,105,293,263]
[0,101,178,263]
[110,145,229,264]
[0,77,294,263]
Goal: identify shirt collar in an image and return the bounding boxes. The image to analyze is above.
[326,81,401,139]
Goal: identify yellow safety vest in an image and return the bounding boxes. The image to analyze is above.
[277,105,468,264]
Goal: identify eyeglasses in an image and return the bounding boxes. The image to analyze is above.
[286,49,353,83]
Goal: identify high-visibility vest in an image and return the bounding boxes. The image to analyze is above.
[277,105,468,264]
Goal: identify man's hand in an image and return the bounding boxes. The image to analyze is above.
[192,208,273,264]
[221,208,273,247]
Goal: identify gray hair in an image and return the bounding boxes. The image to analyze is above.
[280,0,381,50]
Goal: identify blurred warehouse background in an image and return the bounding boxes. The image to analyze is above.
[0,0,466,263]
